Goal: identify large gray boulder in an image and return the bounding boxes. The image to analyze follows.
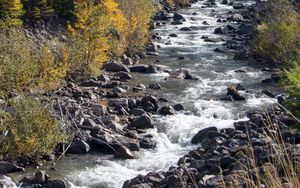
[114,146,136,159]
[0,161,24,174]
[68,139,90,154]
[104,62,130,73]
[132,114,154,129]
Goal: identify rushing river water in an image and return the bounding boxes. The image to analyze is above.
[18,1,281,188]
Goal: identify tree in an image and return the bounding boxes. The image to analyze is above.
[22,0,54,23]
[53,0,75,21]
[0,0,23,26]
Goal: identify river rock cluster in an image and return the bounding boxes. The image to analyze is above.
[123,107,299,187]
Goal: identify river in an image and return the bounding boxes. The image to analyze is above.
[31,0,280,187]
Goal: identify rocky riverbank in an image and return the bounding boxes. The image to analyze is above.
[1,0,296,187]
[0,0,199,187]
[122,0,300,187]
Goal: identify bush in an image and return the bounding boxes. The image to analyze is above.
[117,0,157,55]
[0,96,65,158]
[283,62,300,119]
[253,0,300,65]
[68,0,156,78]
[0,27,69,96]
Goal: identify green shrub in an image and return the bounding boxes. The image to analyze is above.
[0,96,65,158]
[0,27,68,96]
[283,62,300,119]
[253,0,300,65]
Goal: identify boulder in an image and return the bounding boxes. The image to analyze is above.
[173,104,184,111]
[227,85,246,101]
[139,137,157,149]
[173,12,185,22]
[34,171,48,184]
[234,48,249,60]
[104,62,130,73]
[149,83,161,90]
[43,179,71,188]
[129,65,148,73]
[157,106,175,116]
[68,139,90,154]
[91,104,107,116]
[180,27,192,31]
[214,26,228,34]
[191,127,218,144]
[114,146,135,159]
[132,114,154,129]
[0,161,24,174]
[114,72,132,81]
[131,108,146,116]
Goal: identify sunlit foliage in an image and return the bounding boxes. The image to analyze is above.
[0,96,65,158]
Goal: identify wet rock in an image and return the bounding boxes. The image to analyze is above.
[0,161,24,174]
[132,114,154,129]
[157,106,175,116]
[141,96,159,112]
[34,170,48,184]
[113,86,126,93]
[227,85,246,101]
[173,104,184,111]
[98,74,110,82]
[234,48,249,60]
[228,13,243,22]
[43,179,71,188]
[68,139,90,154]
[80,80,102,87]
[146,43,158,52]
[237,24,254,34]
[129,65,148,72]
[203,21,209,25]
[106,122,123,131]
[180,27,192,31]
[214,47,226,53]
[114,146,135,159]
[169,68,198,80]
[131,108,146,116]
[204,37,224,42]
[139,136,157,149]
[262,90,275,98]
[169,33,178,37]
[132,84,146,92]
[262,77,275,84]
[173,12,185,22]
[114,72,132,81]
[104,62,130,73]
[214,26,228,34]
[191,127,218,144]
[221,0,229,5]
[149,83,162,90]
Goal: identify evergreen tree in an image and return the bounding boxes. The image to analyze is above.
[22,0,54,23]
[53,0,75,21]
[0,0,23,26]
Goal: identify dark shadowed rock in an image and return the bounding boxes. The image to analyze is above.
[173,12,185,21]
[114,146,135,159]
[129,65,148,72]
[191,127,218,144]
[34,171,48,184]
[104,62,130,73]
[68,139,90,154]
[227,85,246,101]
[114,72,132,81]
[173,104,184,111]
[0,161,24,174]
[157,106,175,116]
[132,114,154,129]
[43,179,71,188]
